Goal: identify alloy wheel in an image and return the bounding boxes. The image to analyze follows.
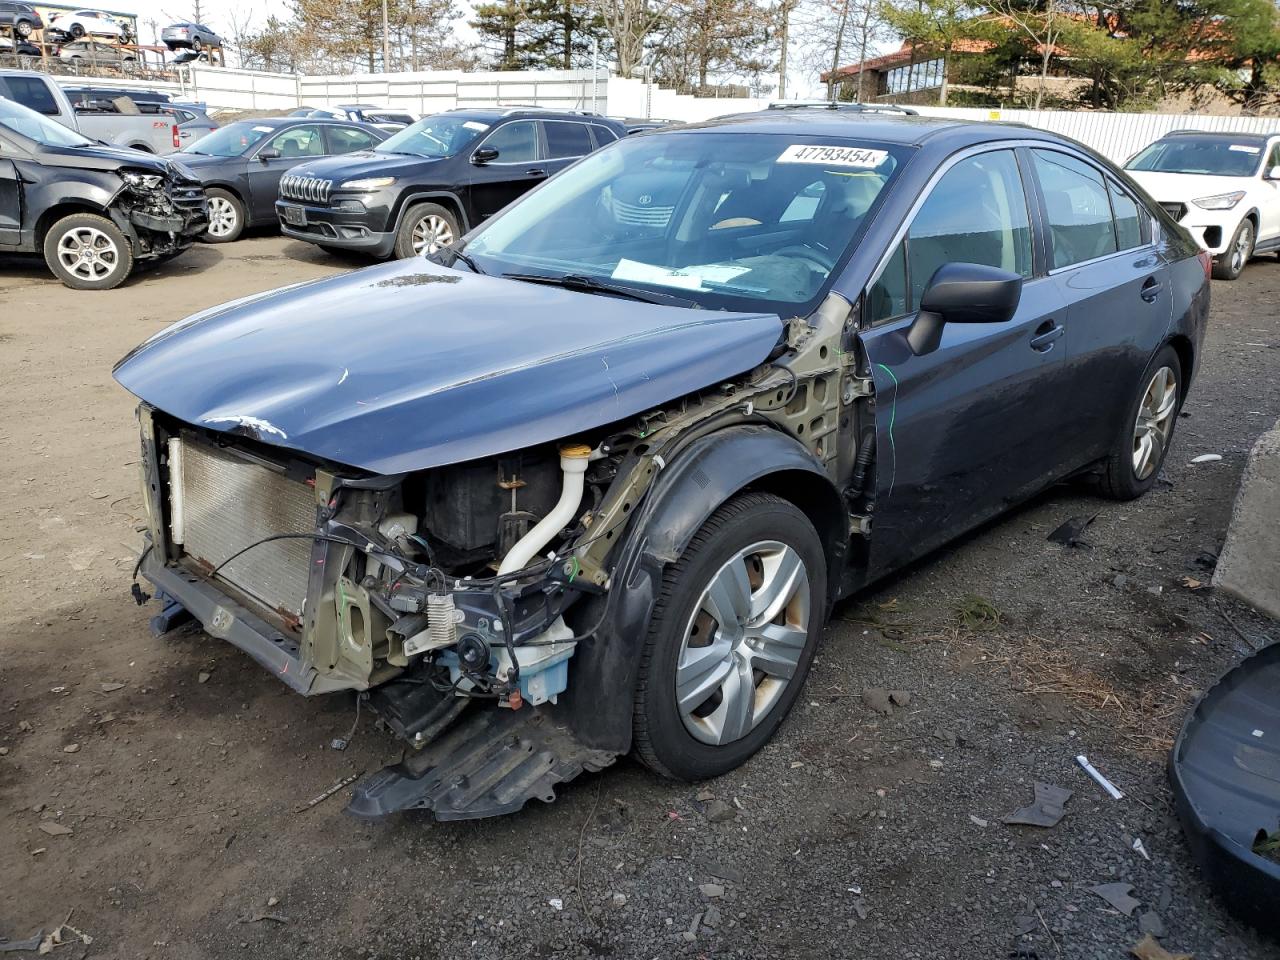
[1231,220,1254,274]
[206,196,238,238]
[411,214,453,255]
[675,540,811,746]
[57,226,120,283]
[1132,365,1178,480]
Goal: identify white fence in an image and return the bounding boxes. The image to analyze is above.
[911,105,1280,163]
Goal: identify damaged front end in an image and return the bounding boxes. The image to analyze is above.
[112,167,207,260]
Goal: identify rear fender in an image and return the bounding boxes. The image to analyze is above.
[556,424,846,753]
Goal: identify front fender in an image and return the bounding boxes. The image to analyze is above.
[556,423,844,754]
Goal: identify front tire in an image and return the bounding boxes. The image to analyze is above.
[69,22,84,38]
[43,213,133,290]
[633,492,826,781]
[202,188,244,243]
[1213,218,1254,280]
[1097,345,1182,500]
[393,202,457,259]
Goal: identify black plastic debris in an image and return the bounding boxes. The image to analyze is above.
[1169,641,1280,935]
[1090,881,1141,916]
[1047,514,1098,548]
[1003,782,1072,828]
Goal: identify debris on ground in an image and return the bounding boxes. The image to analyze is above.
[698,883,725,899]
[611,892,627,907]
[1138,910,1167,938]
[548,898,563,911]
[238,913,287,925]
[0,930,43,953]
[1190,454,1222,464]
[969,814,989,828]
[1091,882,1142,916]
[862,688,893,716]
[197,671,212,684]
[61,744,79,754]
[1048,514,1098,548]
[1003,782,1072,828]
[36,822,72,837]
[1076,755,1125,800]
[99,682,126,693]
[1179,576,1205,590]
[701,799,737,823]
[889,690,911,707]
[37,923,92,954]
[682,911,703,942]
[1131,837,1152,861]
[1130,932,1193,960]
[292,772,360,814]
[955,594,1002,630]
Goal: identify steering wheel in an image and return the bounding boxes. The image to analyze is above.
[774,244,836,273]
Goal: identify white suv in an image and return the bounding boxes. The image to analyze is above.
[1126,130,1280,280]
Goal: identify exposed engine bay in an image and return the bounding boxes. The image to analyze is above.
[113,168,207,259]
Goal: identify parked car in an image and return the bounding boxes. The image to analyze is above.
[165,102,217,148]
[0,34,39,56]
[276,108,626,258]
[58,39,136,65]
[179,117,387,242]
[48,9,130,41]
[0,96,206,288]
[115,111,1209,820]
[161,21,219,51]
[0,69,179,153]
[304,104,416,132]
[170,49,208,64]
[0,1,41,37]
[1126,129,1280,280]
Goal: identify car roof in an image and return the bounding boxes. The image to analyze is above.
[655,110,1079,150]
[1158,130,1272,144]
[438,107,622,125]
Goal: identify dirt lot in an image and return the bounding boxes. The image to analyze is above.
[1,236,1278,960]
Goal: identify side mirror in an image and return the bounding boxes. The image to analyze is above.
[905,262,1023,356]
[472,146,499,165]
[257,147,280,162]
[1266,165,1280,181]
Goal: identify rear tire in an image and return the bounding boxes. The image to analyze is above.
[393,202,458,259]
[69,22,84,38]
[632,492,826,781]
[1096,345,1182,500]
[43,213,133,290]
[192,37,202,51]
[202,188,244,243]
[15,19,33,37]
[1212,218,1254,280]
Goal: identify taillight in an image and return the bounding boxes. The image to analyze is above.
[172,123,180,149]
[1197,250,1212,280]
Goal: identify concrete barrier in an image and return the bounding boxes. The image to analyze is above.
[1213,418,1280,620]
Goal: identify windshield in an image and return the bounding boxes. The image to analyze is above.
[0,96,92,147]
[466,132,908,315]
[183,121,274,157]
[1127,138,1264,177]
[378,114,490,158]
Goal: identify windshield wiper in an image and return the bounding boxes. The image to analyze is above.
[501,273,699,309]
[428,244,484,275]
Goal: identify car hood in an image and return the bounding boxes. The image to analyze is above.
[1126,170,1257,204]
[176,152,239,172]
[40,142,174,173]
[286,150,440,182]
[113,258,784,475]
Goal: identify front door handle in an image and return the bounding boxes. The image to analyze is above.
[1030,320,1064,352]
[526,167,547,177]
[1140,276,1163,302]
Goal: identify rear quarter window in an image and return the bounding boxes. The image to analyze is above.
[0,76,59,115]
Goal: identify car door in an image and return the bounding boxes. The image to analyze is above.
[1028,148,1172,463]
[541,119,593,175]
[857,147,1072,578]
[1256,139,1280,246]
[247,123,324,221]
[467,119,543,221]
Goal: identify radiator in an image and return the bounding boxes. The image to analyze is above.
[170,434,316,620]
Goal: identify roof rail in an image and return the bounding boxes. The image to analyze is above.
[1164,128,1265,138]
[766,100,920,116]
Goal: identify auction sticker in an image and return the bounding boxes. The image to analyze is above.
[778,144,888,167]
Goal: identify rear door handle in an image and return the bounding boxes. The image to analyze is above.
[1030,320,1064,352]
[1140,276,1163,302]
[526,167,547,177]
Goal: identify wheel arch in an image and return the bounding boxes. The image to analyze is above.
[1167,333,1195,399]
[555,423,849,756]
[35,200,111,247]
[393,190,468,235]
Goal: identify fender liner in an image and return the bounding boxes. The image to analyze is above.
[556,423,848,754]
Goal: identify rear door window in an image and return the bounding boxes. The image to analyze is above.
[590,124,619,148]
[1032,149,1119,269]
[1108,180,1144,251]
[326,125,378,154]
[543,120,592,160]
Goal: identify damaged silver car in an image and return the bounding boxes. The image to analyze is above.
[114,112,1209,819]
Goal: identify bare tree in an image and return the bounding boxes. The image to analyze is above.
[981,0,1063,109]
[592,0,674,76]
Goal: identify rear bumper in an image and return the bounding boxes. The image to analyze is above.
[275,200,395,257]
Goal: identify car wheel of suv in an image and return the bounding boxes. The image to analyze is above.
[1213,218,1254,280]
[1096,345,1182,500]
[395,203,457,259]
[16,19,33,37]
[632,492,826,781]
[202,188,244,243]
[44,213,134,290]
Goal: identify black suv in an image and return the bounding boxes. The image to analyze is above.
[275,108,626,259]
[0,1,42,37]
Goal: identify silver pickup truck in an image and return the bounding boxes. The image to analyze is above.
[0,69,178,154]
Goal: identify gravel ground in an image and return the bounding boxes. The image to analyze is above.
[1,236,1278,960]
